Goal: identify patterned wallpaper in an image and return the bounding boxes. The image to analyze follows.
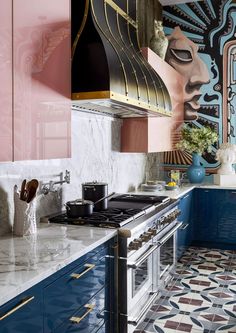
[162,0,236,172]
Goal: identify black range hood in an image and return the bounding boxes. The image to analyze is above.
[71,0,172,118]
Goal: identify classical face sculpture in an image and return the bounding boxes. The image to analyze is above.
[165,26,210,121]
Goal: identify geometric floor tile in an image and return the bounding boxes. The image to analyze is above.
[134,246,236,333]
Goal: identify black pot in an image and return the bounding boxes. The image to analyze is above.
[82,182,108,211]
[65,192,115,218]
[65,199,94,218]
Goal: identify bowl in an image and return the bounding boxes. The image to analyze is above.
[165,185,178,191]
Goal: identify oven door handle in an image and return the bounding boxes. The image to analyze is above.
[127,244,159,269]
[127,291,158,326]
[156,222,183,246]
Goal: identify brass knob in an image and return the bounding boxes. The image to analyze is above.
[148,228,157,236]
[129,240,141,250]
[140,232,152,242]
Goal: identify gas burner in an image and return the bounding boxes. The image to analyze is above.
[111,194,170,204]
[49,207,145,228]
[48,193,174,228]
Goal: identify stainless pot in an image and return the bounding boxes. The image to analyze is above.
[82,182,108,211]
[65,192,115,218]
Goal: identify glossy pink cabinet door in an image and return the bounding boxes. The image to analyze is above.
[13,0,71,160]
[0,0,13,161]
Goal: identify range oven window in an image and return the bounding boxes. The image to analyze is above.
[132,254,152,297]
[159,234,174,278]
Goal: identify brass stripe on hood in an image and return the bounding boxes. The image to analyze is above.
[71,0,172,118]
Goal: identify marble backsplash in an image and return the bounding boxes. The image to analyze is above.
[0,110,163,235]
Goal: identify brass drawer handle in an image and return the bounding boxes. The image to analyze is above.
[70,304,95,324]
[0,296,35,321]
[70,263,95,279]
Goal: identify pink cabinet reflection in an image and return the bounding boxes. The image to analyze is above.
[1,0,71,161]
[0,0,12,161]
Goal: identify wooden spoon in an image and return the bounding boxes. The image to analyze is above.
[20,179,27,201]
[26,179,39,203]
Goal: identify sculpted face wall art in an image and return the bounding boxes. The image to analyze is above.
[165,26,210,121]
[162,0,236,172]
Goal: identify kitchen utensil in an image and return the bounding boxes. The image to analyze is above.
[82,182,108,211]
[65,192,115,218]
[25,179,39,203]
[20,179,27,201]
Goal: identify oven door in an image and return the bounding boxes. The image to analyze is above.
[126,242,159,327]
[154,222,183,290]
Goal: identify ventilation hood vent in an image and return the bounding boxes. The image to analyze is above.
[71,0,172,118]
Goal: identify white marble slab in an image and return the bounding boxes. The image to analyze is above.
[136,185,195,199]
[0,224,117,307]
[136,183,236,199]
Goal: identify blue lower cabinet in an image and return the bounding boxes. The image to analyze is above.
[0,286,43,333]
[193,189,236,248]
[43,238,115,333]
[193,189,217,243]
[54,288,106,333]
[177,191,193,259]
[215,190,236,245]
[0,238,115,333]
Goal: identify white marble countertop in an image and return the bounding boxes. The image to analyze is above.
[136,184,195,199]
[0,224,116,307]
[1,183,236,307]
[136,183,236,198]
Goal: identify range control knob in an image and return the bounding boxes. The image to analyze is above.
[128,239,142,250]
[175,209,181,218]
[140,232,152,242]
[148,227,157,236]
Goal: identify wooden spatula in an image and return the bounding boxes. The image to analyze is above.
[26,179,39,203]
[20,179,27,201]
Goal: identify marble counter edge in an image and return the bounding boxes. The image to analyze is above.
[136,183,236,197]
[0,225,117,307]
[135,185,196,199]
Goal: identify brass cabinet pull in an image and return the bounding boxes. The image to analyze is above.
[70,263,95,279]
[0,296,34,321]
[70,304,95,324]
[180,223,189,230]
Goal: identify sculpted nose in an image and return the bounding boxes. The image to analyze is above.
[189,57,210,86]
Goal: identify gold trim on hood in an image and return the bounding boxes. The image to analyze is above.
[72,0,89,59]
[104,0,137,28]
[72,91,171,117]
[71,0,172,118]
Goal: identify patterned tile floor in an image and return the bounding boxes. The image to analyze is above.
[134,247,236,333]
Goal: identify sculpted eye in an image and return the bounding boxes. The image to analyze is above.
[170,48,193,63]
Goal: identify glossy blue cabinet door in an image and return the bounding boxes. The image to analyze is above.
[44,247,107,332]
[177,191,193,259]
[44,238,116,333]
[216,190,236,244]
[0,285,43,333]
[54,287,105,333]
[193,189,217,242]
[193,189,236,248]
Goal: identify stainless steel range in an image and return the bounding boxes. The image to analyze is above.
[49,193,182,333]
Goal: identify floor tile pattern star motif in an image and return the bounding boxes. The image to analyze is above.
[134,247,236,333]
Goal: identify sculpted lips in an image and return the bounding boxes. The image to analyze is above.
[184,95,202,120]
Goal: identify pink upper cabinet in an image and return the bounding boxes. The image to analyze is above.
[13,0,71,160]
[0,0,13,161]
